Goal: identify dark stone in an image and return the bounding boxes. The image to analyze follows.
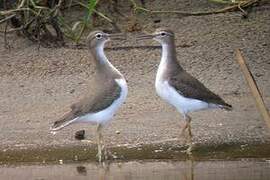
[76,166,87,176]
[75,130,85,140]
[69,89,75,94]
[154,19,161,23]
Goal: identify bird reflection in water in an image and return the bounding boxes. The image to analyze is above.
[75,158,196,180]
[76,161,110,180]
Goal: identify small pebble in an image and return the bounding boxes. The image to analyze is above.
[154,19,161,23]
[75,130,85,140]
[115,130,121,134]
[69,89,75,94]
[76,166,87,175]
[154,149,163,153]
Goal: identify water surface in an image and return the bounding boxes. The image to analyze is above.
[1,159,270,180]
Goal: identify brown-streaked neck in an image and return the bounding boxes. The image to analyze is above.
[90,44,123,80]
[160,38,183,73]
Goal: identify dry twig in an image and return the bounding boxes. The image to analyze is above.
[129,0,259,16]
[235,49,270,130]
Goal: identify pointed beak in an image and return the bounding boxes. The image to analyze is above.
[136,33,154,41]
[107,33,127,40]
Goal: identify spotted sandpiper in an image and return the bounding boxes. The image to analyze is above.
[137,28,232,153]
[50,31,128,162]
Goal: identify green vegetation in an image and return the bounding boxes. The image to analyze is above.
[0,0,112,46]
[0,0,261,47]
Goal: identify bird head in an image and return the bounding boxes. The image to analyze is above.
[137,28,175,44]
[87,31,126,49]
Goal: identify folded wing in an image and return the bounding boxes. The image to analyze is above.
[51,79,121,131]
[168,71,232,110]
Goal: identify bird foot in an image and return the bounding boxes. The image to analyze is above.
[186,146,193,155]
[104,149,117,160]
[96,147,110,162]
[181,144,194,155]
[96,152,105,162]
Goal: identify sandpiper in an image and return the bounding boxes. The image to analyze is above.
[50,31,128,162]
[137,28,232,153]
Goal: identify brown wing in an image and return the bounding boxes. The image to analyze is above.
[51,79,121,130]
[71,80,121,116]
[168,70,231,108]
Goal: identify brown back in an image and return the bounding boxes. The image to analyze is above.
[162,38,231,107]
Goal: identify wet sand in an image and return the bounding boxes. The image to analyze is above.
[0,0,270,162]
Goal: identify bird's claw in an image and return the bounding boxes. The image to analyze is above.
[180,143,194,155]
[96,147,109,162]
[96,152,104,162]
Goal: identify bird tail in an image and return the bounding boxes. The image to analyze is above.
[220,103,233,111]
[50,112,78,132]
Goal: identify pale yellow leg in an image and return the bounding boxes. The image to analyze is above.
[180,121,188,137]
[97,124,103,162]
[186,119,193,154]
[181,115,193,154]
[101,135,108,160]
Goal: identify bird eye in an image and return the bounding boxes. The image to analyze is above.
[95,33,102,39]
[160,32,166,36]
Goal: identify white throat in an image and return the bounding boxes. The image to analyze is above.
[156,43,170,82]
[95,42,122,75]
[95,42,109,65]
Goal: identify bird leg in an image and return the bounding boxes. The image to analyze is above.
[97,124,105,162]
[186,116,193,154]
[180,115,193,154]
[102,136,108,161]
[180,121,188,138]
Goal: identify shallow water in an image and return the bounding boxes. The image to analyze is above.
[1,159,270,180]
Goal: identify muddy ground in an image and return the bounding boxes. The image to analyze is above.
[0,0,270,161]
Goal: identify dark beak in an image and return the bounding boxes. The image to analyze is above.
[107,33,127,40]
[136,33,154,41]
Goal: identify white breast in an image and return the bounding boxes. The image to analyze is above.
[155,43,214,116]
[156,80,210,115]
[78,78,128,125]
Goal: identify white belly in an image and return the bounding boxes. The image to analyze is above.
[78,78,128,125]
[155,80,210,115]
[154,44,214,116]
